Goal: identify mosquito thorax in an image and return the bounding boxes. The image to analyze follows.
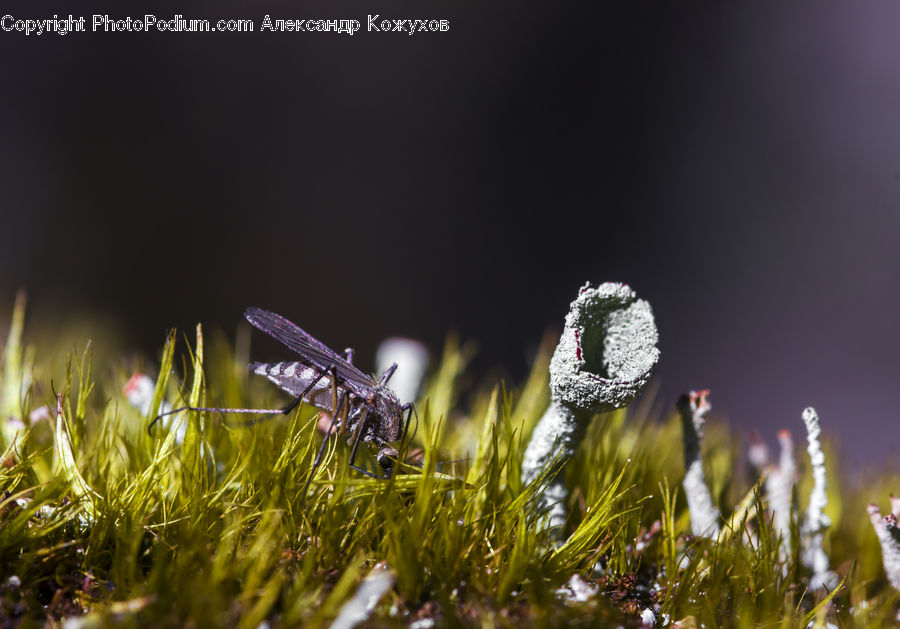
[374,387,403,432]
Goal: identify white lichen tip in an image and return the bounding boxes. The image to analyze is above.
[640,608,657,627]
[124,373,180,443]
[765,429,796,558]
[375,337,428,406]
[557,573,597,603]
[801,408,829,532]
[678,390,720,538]
[803,406,831,530]
[330,562,395,629]
[869,501,900,590]
[746,429,770,473]
[549,282,659,413]
[800,406,836,591]
[123,373,156,416]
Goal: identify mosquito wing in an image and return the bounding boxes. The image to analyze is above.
[244,307,378,393]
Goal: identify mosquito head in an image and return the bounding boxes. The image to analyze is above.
[377,446,399,478]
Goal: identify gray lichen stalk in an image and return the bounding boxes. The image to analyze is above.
[800,407,836,590]
[522,282,659,535]
[678,390,720,538]
[868,499,900,591]
[765,429,796,560]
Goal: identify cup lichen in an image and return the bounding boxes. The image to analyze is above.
[522,282,659,535]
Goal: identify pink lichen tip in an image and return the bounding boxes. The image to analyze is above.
[775,430,794,470]
[123,372,144,396]
[678,388,720,538]
[867,502,891,528]
[677,391,712,439]
[123,373,156,414]
[677,390,711,419]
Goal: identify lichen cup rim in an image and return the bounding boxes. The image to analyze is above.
[548,282,660,413]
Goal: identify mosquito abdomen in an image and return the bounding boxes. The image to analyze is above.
[250,361,336,411]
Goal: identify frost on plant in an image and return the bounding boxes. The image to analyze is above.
[869,498,900,591]
[522,282,659,534]
[678,389,720,538]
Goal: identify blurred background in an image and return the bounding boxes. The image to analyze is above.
[2,0,899,470]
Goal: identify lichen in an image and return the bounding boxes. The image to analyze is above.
[765,429,795,559]
[375,337,429,405]
[869,501,900,590]
[548,282,659,413]
[523,282,659,536]
[678,390,720,538]
[801,407,836,590]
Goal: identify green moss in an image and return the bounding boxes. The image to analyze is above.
[0,298,896,627]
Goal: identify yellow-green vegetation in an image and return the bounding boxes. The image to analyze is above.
[0,295,898,627]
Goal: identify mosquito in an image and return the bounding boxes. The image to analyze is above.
[151,307,414,483]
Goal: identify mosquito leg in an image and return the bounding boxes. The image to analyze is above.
[236,367,341,428]
[377,363,398,386]
[280,393,305,416]
[347,406,371,473]
[407,404,420,447]
[148,368,332,435]
[302,389,347,496]
[329,366,339,428]
[349,464,380,479]
[398,403,415,462]
[150,404,284,432]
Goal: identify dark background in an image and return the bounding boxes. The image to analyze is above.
[2,1,899,470]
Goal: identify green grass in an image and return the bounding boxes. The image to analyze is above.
[1,295,899,627]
